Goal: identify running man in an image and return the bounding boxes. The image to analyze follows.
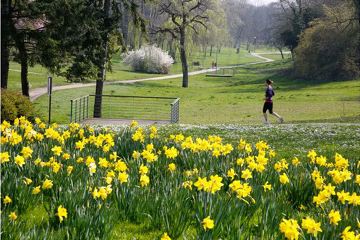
[263,79,284,124]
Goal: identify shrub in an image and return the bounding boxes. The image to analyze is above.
[294,2,360,80]
[1,89,34,123]
[122,45,174,74]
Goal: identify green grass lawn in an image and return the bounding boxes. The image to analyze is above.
[257,53,292,61]
[7,47,260,90]
[7,62,69,90]
[34,59,360,124]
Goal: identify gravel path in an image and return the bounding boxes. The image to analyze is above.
[29,68,218,101]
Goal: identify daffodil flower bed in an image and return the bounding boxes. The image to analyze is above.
[1,117,359,239]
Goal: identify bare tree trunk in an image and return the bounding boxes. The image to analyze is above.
[1,0,10,89]
[168,38,176,62]
[277,47,284,59]
[94,0,111,118]
[290,49,294,60]
[119,2,129,48]
[130,27,136,50]
[138,0,145,48]
[180,28,188,88]
[210,45,213,56]
[18,38,29,97]
[122,5,129,47]
[353,0,360,68]
[1,41,9,89]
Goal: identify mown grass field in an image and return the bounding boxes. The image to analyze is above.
[33,59,360,124]
[7,47,262,90]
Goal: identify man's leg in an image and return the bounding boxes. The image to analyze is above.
[263,113,268,123]
[271,112,284,123]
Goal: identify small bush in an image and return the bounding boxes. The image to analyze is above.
[1,89,34,123]
[122,45,174,74]
[294,2,360,80]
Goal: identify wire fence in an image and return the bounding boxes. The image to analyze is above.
[206,67,236,77]
[70,95,89,123]
[70,95,180,123]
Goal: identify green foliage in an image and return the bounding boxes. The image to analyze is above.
[64,55,99,82]
[294,1,360,80]
[1,90,34,122]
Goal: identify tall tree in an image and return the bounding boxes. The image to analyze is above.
[6,0,46,97]
[36,0,144,118]
[94,0,145,117]
[1,0,11,89]
[93,0,111,118]
[154,0,214,88]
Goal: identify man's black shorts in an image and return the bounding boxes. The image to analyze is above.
[263,102,273,114]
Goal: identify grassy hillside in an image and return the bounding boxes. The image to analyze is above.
[7,47,260,90]
[34,60,360,124]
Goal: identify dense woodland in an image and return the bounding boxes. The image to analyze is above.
[1,0,359,98]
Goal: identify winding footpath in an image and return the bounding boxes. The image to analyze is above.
[29,52,275,101]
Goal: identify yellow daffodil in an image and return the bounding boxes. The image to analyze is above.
[3,195,12,204]
[236,158,245,166]
[263,181,272,192]
[21,146,33,159]
[182,180,193,190]
[207,175,223,194]
[88,162,97,175]
[118,172,128,184]
[164,146,179,159]
[337,190,350,204]
[168,163,176,172]
[241,169,253,180]
[301,217,322,237]
[42,179,53,190]
[227,168,236,180]
[0,152,10,163]
[279,173,290,184]
[51,146,62,156]
[279,218,300,240]
[67,166,74,175]
[98,158,109,168]
[132,128,144,142]
[15,155,25,167]
[355,175,360,185]
[291,157,300,166]
[161,232,171,240]
[132,151,141,159]
[139,164,149,175]
[194,177,209,191]
[32,186,41,195]
[140,174,150,187]
[114,160,128,172]
[130,120,138,128]
[341,226,357,240]
[9,212,17,221]
[23,178,32,185]
[328,210,341,225]
[56,205,68,223]
[202,216,214,231]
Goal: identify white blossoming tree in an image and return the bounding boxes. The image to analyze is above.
[122,45,174,74]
